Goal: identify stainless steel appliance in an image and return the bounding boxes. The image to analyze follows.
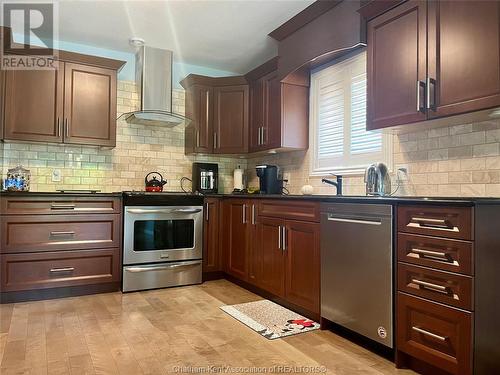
[364,162,391,196]
[321,203,393,348]
[122,192,204,292]
[256,164,282,194]
[192,162,218,194]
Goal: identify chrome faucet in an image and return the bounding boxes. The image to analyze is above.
[322,175,343,196]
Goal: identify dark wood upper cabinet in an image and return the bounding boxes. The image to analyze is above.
[185,84,213,154]
[427,0,500,118]
[63,63,117,147]
[367,0,427,130]
[3,67,64,142]
[182,75,249,155]
[213,84,249,154]
[1,48,124,147]
[367,0,500,130]
[246,59,309,152]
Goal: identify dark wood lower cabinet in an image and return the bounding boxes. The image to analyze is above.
[221,198,320,315]
[397,292,472,375]
[222,199,250,281]
[255,217,285,297]
[203,198,222,274]
[1,248,120,292]
[284,220,320,314]
[0,194,122,302]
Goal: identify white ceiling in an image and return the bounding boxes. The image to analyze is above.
[54,0,314,74]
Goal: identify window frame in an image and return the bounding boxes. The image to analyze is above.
[309,51,393,176]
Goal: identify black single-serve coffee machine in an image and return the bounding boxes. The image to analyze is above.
[256,164,282,194]
[192,162,218,194]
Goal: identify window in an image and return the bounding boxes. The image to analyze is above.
[309,51,392,175]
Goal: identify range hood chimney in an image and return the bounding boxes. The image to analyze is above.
[118,45,186,126]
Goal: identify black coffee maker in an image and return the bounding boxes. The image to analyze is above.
[256,164,282,194]
[192,163,218,194]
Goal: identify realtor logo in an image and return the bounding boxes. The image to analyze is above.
[1,1,58,69]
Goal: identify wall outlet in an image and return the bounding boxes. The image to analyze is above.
[283,172,291,182]
[396,165,409,181]
[51,169,62,182]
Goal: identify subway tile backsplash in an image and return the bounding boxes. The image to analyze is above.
[2,80,500,197]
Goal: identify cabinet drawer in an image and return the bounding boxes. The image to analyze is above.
[0,214,120,253]
[398,233,473,275]
[398,205,473,240]
[258,200,320,222]
[397,292,472,375]
[0,248,120,292]
[0,196,121,215]
[398,263,473,310]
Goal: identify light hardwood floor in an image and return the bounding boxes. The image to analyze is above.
[0,280,416,374]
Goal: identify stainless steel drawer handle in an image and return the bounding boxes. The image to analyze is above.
[51,204,76,210]
[412,326,447,342]
[50,267,75,273]
[408,217,459,232]
[278,225,282,249]
[411,279,449,293]
[328,217,382,226]
[50,231,75,236]
[411,248,448,259]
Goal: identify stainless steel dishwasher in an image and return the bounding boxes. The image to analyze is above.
[321,202,393,348]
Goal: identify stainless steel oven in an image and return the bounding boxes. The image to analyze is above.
[122,192,204,292]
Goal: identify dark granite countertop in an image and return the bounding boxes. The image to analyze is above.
[203,193,500,206]
[0,191,123,197]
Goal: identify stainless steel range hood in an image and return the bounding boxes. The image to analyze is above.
[118,46,186,126]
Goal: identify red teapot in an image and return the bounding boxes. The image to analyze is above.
[145,172,167,192]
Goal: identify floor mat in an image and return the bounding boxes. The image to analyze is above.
[220,299,320,340]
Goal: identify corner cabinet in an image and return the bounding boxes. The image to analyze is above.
[247,58,309,152]
[181,75,249,155]
[366,0,500,130]
[1,53,124,147]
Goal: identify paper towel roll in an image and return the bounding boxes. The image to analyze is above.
[233,166,244,190]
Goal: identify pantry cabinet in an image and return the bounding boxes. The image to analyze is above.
[366,0,500,130]
[1,53,124,146]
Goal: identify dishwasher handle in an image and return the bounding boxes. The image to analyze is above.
[327,216,382,226]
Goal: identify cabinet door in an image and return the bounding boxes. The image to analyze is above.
[223,199,249,280]
[284,220,320,313]
[249,79,264,152]
[63,63,117,147]
[213,85,249,153]
[264,73,282,149]
[185,85,213,154]
[4,66,64,142]
[257,217,285,297]
[203,198,221,273]
[247,202,260,285]
[367,0,427,130]
[428,1,500,118]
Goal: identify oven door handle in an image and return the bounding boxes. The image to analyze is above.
[127,208,202,214]
[125,261,201,273]
[171,208,202,214]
